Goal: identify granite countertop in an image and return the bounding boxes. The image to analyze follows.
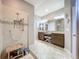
[39,31,64,34]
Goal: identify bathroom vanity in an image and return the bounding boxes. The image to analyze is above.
[38,32,64,48]
[38,18,64,48]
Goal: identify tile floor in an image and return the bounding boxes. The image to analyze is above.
[30,40,73,59]
[19,54,34,59]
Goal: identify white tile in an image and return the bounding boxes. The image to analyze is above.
[19,54,34,59]
[30,40,73,59]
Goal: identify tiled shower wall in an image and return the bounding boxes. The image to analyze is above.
[0,0,34,53]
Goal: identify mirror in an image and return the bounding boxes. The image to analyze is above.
[35,0,65,48]
[37,17,65,48]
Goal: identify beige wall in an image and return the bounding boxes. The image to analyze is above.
[1,0,34,51]
[64,0,72,52]
[0,0,3,56]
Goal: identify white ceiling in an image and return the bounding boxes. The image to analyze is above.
[25,0,64,17]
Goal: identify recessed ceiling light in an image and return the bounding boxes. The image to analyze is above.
[45,9,49,12]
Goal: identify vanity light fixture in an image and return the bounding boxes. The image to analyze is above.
[54,15,65,19]
[41,20,48,23]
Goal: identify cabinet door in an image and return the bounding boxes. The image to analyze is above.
[51,33,64,48]
[38,32,45,41]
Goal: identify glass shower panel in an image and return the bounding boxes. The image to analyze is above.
[1,0,34,59]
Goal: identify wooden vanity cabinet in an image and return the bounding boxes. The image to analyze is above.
[38,32,45,41]
[38,32,64,48]
[51,33,64,48]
